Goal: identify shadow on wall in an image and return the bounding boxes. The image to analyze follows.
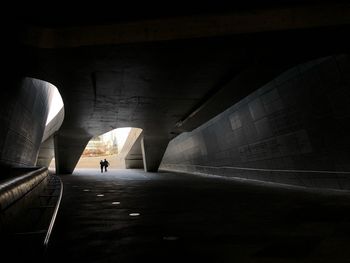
[160,54,350,191]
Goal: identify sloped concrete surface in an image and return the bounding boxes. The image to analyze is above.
[0,171,62,262]
[160,55,350,189]
[44,169,350,263]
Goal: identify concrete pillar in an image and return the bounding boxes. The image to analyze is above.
[124,131,143,169]
[141,135,169,172]
[54,133,91,174]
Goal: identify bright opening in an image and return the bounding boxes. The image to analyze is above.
[46,86,64,125]
[115,128,131,152]
[75,128,135,169]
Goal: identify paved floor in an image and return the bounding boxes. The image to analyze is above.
[44,169,350,263]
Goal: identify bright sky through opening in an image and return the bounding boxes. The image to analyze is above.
[46,87,64,125]
[115,128,131,151]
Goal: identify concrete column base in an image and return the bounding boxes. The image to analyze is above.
[54,133,91,174]
[141,135,169,172]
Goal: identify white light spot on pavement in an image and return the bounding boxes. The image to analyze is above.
[129,213,140,217]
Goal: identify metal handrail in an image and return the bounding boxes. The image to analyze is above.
[44,176,63,248]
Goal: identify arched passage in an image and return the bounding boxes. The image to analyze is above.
[74,127,143,172]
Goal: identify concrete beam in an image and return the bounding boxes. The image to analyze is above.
[54,133,91,174]
[141,135,169,172]
[21,3,350,48]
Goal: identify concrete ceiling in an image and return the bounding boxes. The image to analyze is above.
[11,1,350,142]
[13,0,338,27]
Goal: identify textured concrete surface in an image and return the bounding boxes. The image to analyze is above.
[37,108,65,167]
[0,78,54,169]
[43,169,350,263]
[160,55,350,189]
[0,167,48,211]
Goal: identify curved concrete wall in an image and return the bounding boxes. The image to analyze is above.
[0,167,48,211]
[0,78,54,169]
[160,54,350,190]
[37,108,65,167]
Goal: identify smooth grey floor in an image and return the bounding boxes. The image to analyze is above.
[45,169,350,263]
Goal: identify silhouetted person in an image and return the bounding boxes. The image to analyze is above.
[103,159,110,172]
[100,160,104,173]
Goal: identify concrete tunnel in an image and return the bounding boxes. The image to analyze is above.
[1,1,350,262]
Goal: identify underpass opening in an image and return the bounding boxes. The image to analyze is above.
[74,127,143,172]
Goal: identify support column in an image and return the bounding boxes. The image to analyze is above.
[141,134,169,172]
[124,131,143,169]
[54,133,91,174]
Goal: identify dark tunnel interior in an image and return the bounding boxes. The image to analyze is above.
[1,1,350,262]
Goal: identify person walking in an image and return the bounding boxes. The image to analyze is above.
[100,160,104,173]
[103,159,110,172]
